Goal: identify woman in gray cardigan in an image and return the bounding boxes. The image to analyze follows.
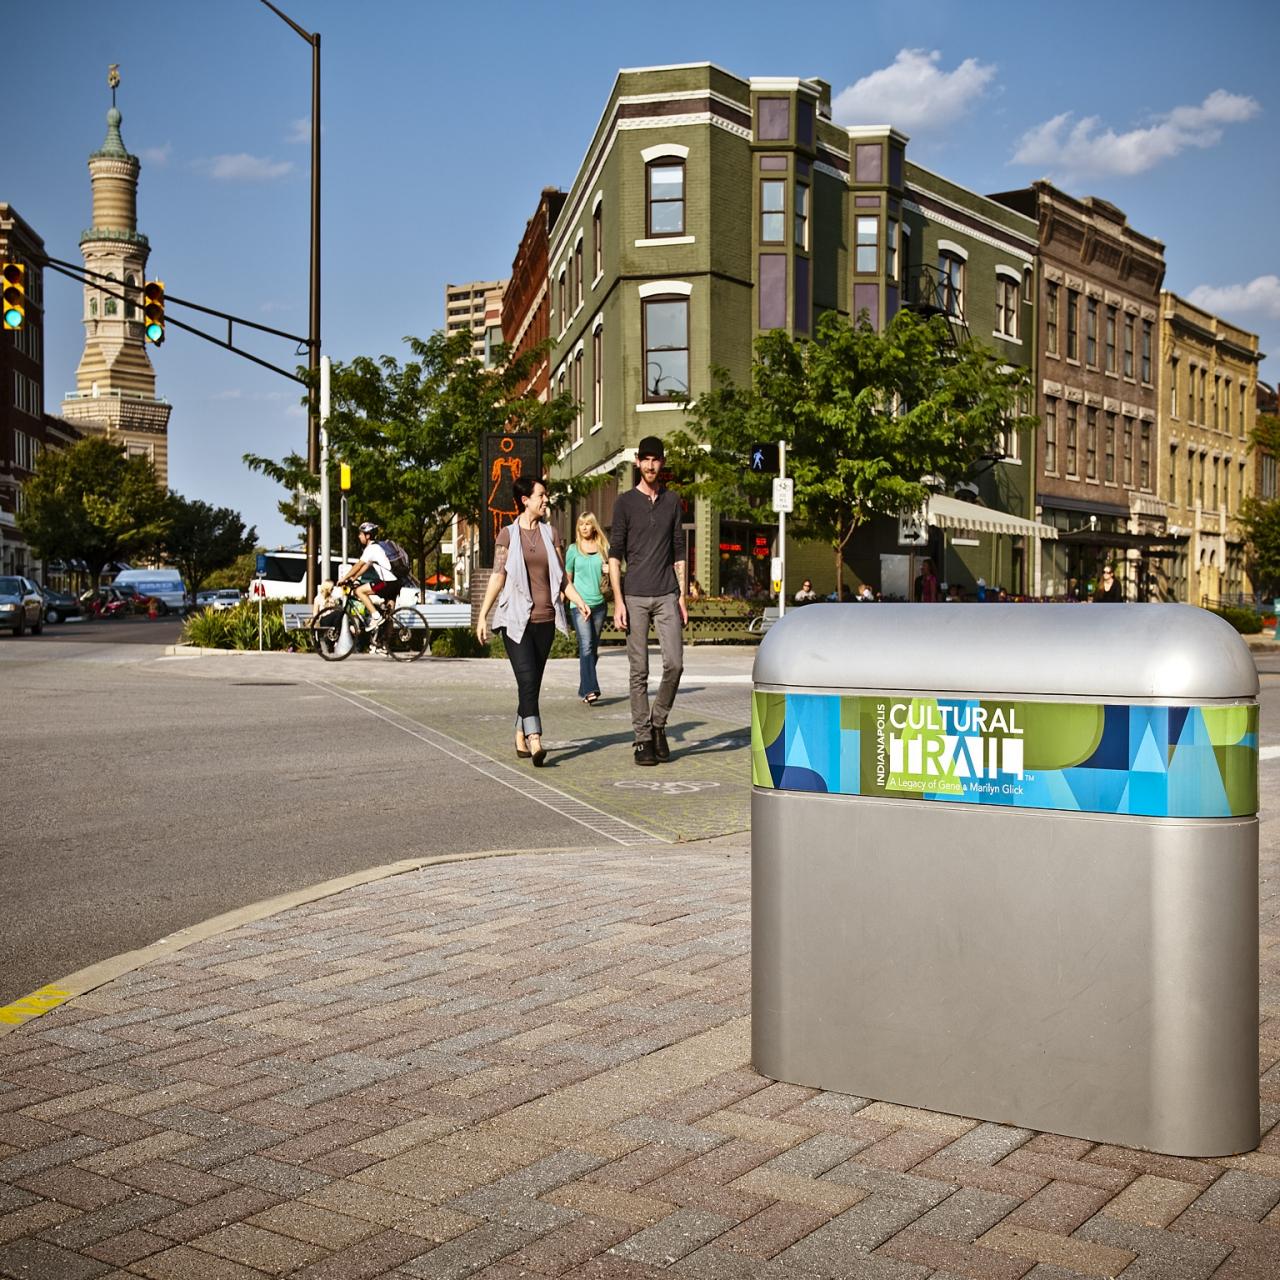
[476,476,589,766]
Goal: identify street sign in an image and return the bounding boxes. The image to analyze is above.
[255,553,267,577]
[772,478,794,513]
[249,580,268,600]
[898,506,929,546]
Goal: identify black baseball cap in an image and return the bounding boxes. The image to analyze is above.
[636,435,665,459]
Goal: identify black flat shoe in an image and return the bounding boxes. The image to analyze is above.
[531,747,547,767]
[515,739,532,758]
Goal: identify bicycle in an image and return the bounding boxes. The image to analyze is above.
[311,587,431,662]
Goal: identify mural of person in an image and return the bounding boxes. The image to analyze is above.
[488,436,522,546]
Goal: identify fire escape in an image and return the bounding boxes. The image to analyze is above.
[900,262,972,353]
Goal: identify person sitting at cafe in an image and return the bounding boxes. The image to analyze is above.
[794,578,819,604]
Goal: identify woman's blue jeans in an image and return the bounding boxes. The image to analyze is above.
[573,603,606,698]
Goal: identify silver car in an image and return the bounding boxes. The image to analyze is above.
[0,576,45,636]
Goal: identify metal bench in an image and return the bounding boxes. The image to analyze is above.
[747,607,780,634]
[282,603,313,632]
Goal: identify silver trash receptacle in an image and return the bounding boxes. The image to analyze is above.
[751,603,1258,1157]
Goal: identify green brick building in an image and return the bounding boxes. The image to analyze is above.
[546,62,1052,599]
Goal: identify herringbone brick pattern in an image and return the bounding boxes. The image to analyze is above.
[0,843,1276,1278]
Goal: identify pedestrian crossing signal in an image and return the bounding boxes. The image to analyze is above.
[1,262,25,330]
[748,442,779,474]
[142,280,165,344]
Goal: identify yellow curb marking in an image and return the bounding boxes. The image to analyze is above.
[0,985,70,1026]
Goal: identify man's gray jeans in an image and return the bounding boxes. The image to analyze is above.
[624,593,683,743]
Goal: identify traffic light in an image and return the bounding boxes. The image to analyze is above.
[339,463,351,491]
[1,262,25,330]
[142,279,165,345]
[748,442,779,474]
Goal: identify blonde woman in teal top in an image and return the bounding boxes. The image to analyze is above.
[565,512,609,704]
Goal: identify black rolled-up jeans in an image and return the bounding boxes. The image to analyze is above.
[501,620,556,736]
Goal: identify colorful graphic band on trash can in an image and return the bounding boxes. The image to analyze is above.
[751,692,1258,818]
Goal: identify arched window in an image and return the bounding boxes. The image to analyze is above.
[125,274,137,319]
[90,297,98,318]
[646,160,684,237]
[642,295,689,401]
[937,251,964,318]
[104,273,118,316]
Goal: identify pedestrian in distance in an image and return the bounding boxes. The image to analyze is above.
[565,512,609,705]
[476,477,590,767]
[609,435,687,767]
[1093,564,1123,602]
[794,578,818,604]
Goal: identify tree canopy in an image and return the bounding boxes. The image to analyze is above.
[158,495,257,601]
[663,309,1036,596]
[245,330,582,581]
[1241,411,1280,598]
[18,436,171,585]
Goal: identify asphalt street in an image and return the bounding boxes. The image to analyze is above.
[3,625,1277,1013]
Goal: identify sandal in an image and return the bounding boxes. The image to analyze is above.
[584,692,601,705]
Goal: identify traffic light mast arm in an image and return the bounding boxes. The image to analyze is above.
[38,254,310,385]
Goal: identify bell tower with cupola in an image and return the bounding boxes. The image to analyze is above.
[60,66,172,484]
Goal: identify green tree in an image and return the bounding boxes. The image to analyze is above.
[1238,412,1280,599]
[18,436,170,586]
[159,495,257,601]
[1239,497,1280,598]
[203,546,264,592]
[665,310,1035,597]
[246,331,583,582]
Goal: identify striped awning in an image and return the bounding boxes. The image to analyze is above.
[928,494,1057,540]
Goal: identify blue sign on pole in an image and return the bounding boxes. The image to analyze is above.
[255,553,267,578]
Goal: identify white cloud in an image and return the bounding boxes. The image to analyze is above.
[141,143,172,166]
[286,117,310,144]
[1012,89,1260,180]
[832,49,996,131]
[205,153,294,181]
[1188,275,1280,321]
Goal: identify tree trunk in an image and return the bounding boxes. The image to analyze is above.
[833,541,844,601]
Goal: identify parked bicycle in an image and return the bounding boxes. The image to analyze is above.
[311,587,430,662]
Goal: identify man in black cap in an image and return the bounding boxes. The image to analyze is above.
[609,435,687,765]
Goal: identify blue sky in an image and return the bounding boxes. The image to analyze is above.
[11,0,1279,549]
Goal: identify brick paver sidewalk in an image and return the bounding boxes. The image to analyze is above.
[1,845,1276,1279]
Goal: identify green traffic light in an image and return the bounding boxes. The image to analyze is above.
[3,307,22,329]
[145,321,163,343]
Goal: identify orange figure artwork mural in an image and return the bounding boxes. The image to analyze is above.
[481,433,542,565]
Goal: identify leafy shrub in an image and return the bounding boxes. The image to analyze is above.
[181,600,312,650]
[1210,606,1263,635]
[429,627,498,658]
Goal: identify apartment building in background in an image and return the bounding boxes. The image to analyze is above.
[541,61,1049,599]
[444,279,507,360]
[990,183,1165,600]
[502,188,567,399]
[1158,292,1261,604]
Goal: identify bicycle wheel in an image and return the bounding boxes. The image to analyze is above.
[312,607,352,662]
[386,605,430,662]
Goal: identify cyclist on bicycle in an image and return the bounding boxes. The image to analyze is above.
[337,521,398,631]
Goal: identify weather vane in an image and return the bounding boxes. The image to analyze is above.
[108,64,120,106]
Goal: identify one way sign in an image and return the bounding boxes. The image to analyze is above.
[898,505,929,546]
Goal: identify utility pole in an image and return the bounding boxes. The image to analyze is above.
[319,355,331,580]
[259,0,321,601]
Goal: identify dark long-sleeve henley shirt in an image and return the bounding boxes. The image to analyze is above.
[610,486,685,598]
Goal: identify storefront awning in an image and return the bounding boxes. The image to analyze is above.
[927,494,1058,540]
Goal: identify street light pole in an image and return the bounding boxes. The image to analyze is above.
[259,0,321,602]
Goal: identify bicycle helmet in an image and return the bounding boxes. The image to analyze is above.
[357,521,378,535]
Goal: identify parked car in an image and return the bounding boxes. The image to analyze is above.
[196,589,242,612]
[0,576,45,636]
[38,584,83,624]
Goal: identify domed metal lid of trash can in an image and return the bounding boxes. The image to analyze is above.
[752,604,1258,700]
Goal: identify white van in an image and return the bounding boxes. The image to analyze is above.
[112,568,189,614]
